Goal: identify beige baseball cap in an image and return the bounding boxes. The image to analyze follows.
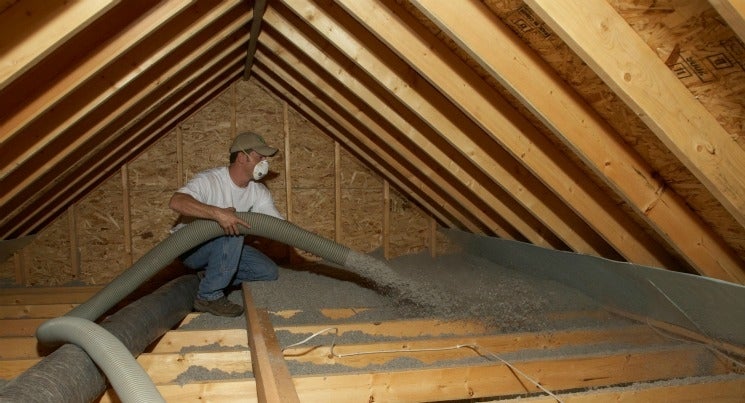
[230,132,277,156]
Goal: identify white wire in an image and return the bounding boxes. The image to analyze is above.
[282,328,563,402]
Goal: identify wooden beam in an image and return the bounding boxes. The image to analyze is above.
[243,0,267,80]
[0,1,194,177]
[0,286,102,305]
[334,142,342,243]
[283,101,293,222]
[66,203,80,277]
[498,376,745,402]
[242,283,300,403]
[96,375,745,403]
[2,12,252,238]
[334,0,676,268]
[383,180,390,259]
[410,0,745,283]
[710,0,745,43]
[253,57,478,233]
[0,0,118,91]
[526,0,745,230]
[121,165,133,268]
[263,7,529,242]
[289,345,728,401]
[272,1,580,250]
[0,1,249,233]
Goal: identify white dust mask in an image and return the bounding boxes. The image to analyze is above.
[253,159,269,180]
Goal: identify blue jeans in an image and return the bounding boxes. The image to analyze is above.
[180,235,278,301]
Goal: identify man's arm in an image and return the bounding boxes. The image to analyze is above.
[169,192,251,235]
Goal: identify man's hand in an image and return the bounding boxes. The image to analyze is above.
[213,207,251,235]
[169,192,251,235]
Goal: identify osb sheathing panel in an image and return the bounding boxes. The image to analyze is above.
[0,79,433,285]
[389,187,429,258]
[77,177,127,285]
[128,130,179,262]
[483,0,745,260]
[181,88,234,182]
[22,213,73,286]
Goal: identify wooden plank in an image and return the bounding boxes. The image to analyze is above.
[0,0,117,91]
[334,142,342,243]
[0,2,249,229]
[0,357,37,380]
[121,165,133,268]
[0,286,101,305]
[411,0,745,283]
[333,0,675,268]
[0,318,46,337]
[281,325,669,368]
[0,303,77,319]
[288,344,729,402]
[498,375,745,402]
[275,319,487,339]
[100,380,260,403]
[253,57,472,232]
[101,375,745,403]
[137,350,252,385]
[257,20,513,237]
[242,283,300,403]
[0,0,192,173]
[267,4,569,249]
[383,180,390,259]
[710,0,745,43]
[526,0,745,230]
[242,0,267,79]
[283,101,293,222]
[0,337,45,360]
[2,350,252,384]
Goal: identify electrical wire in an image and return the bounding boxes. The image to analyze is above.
[281,327,564,402]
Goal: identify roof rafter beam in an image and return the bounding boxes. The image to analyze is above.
[709,0,745,43]
[0,0,118,91]
[262,8,554,243]
[411,0,745,283]
[253,55,485,233]
[526,0,745,231]
[274,0,604,251]
[333,0,676,268]
[257,35,511,238]
[243,0,267,80]
[4,42,249,238]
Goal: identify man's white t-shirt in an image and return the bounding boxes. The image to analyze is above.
[172,166,283,231]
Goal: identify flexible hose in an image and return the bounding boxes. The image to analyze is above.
[10,214,354,403]
[1,274,198,403]
[67,213,351,320]
[35,317,164,403]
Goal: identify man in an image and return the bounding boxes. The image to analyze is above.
[169,132,283,316]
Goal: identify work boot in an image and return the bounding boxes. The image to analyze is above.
[194,296,244,317]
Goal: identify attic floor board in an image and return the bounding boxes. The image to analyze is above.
[2,252,744,401]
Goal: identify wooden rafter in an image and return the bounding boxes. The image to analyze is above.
[710,0,745,43]
[242,283,300,403]
[242,0,267,80]
[526,0,745,231]
[0,0,118,91]
[410,0,745,283]
[259,16,525,241]
[333,0,679,268]
[253,59,480,233]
